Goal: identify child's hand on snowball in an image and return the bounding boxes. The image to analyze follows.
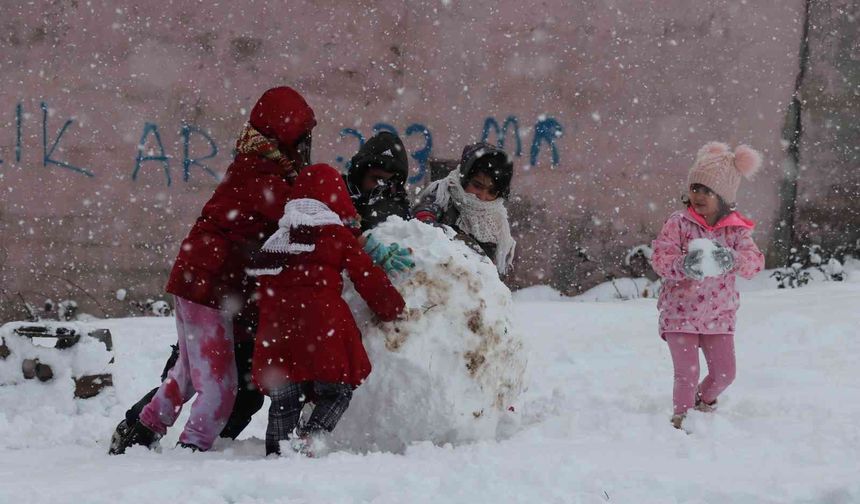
[683,249,705,281]
[384,243,416,272]
[712,244,735,274]
[377,307,420,330]
[364,235,416,273]
[397,307,422,322]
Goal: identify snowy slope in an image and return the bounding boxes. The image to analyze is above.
[1,278,859,503]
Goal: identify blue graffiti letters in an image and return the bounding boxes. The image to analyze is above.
[6,101,567,186]
[41,102,94,177]
[531,116,563,167]
[133,122,171,186]
[181,124,219,182]
[15,103,23,163]
[405,124,432,183]
[481,116,522,157]
[337,123,433,183]
[336,128,365,167]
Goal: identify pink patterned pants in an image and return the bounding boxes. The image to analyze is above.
[139,297,237,450]
[665,332,736,416]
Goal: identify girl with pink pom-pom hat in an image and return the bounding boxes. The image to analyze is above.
[650,142,766,430]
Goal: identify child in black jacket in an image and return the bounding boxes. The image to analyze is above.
[344,131,412,231]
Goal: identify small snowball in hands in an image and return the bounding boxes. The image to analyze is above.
[688,238,722,278]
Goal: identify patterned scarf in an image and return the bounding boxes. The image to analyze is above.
[420,168,516,274]
[235,123,300,179]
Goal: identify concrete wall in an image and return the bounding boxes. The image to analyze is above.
[0,0,835,318]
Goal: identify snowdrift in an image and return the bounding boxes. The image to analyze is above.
[335,217,527,452]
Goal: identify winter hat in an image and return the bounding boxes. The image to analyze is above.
[348,131,409,188]
[459,142,514,199]
[687,142,762,204]
[418,144,517,275]
[260,164,360,255]
[290,164,360,226]
[249,86,317,147]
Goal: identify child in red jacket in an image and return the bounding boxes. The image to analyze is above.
[249,164,406,456]
[112,87,316,454]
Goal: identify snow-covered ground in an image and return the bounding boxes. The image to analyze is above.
[2,272,859,503]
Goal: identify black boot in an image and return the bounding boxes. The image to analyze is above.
[108,419,132,455]
[265,440,281,457]
[108,419,161,455]
[176,441,202,452]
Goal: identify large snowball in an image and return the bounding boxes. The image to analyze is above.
[688,238,722,278]
[335,217,527,452]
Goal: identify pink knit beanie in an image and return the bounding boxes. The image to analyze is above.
[687,142,763,204]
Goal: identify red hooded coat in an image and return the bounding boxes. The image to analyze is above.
[165,87,316,315]
[252,165,405,391]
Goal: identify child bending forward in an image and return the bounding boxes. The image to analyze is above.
[249,164,405,455]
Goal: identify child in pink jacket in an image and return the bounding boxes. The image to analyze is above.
[651,142,765,429]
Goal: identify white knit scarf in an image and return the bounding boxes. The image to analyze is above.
[261,198,343,254]
[420,168,516,274]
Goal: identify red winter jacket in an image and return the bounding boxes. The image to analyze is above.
[165,87,316,313]
[165,156,291,311]
[252,224,405,392]
[251,164,405,391]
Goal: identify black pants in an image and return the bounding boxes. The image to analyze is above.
[265,381,353,455]
[124,339,264,439]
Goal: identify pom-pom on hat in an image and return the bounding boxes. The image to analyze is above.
[687,142,762,204]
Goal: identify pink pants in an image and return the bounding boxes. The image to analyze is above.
[665,332,736,416]
[139,297,237,450]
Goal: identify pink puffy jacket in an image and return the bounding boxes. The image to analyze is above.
[651,207,764,338]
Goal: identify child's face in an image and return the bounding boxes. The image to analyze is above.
[361,167,395,192]
[285,133,312,166]
[688,184,720,221]
[464,172,499,201]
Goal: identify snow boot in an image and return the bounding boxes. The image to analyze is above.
[265,436,313,458]
[670,414,685,430]
[176,442,203,452]
[108,419,161,455]
[108,419,131,454]
[289,432,327,458]
[694,394,718,413]
[289,435,314,458]
[266,442,281,457]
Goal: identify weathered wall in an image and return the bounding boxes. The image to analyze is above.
[0,0,831,318]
